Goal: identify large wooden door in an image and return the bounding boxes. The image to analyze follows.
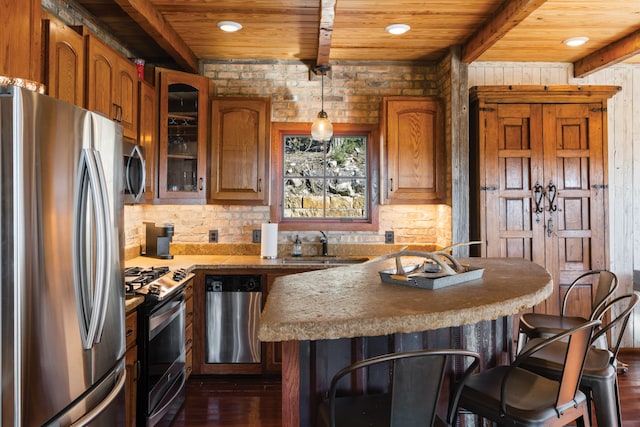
[472,86,616,317]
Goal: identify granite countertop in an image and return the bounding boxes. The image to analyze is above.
[258,257,553,342]
[122,254,361,312]
[124,254,370,271]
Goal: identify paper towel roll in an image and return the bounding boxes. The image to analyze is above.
[260,223,278,259]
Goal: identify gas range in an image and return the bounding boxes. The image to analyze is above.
[124,266,193,301]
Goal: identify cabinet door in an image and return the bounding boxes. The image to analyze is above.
[382,97,445,204]
[157,68,209,202]
[125,345,138,427]
[475,101,607,316]
[42,17,84,107]
[115,58,138,140]
[0,0,40,81]
[210,97,270,204]
[139,81,157,200]
[85,35,116,120]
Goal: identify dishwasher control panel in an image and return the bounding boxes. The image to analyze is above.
[205,275,261,292]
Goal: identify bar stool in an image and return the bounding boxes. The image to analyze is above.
[457,319,600,427]
[316,349,480,427]
[519,294,639,427]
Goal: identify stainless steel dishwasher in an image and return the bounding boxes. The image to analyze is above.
[205,275,262,363]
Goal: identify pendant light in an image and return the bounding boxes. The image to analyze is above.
[311,66,333,142]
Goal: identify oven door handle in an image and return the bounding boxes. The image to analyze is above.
[149,296,185,340]
[147,368,186,426]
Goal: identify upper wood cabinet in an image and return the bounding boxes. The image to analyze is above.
[85,34,138,140]
[42,16,84,107]
[156,68,210,203]
[210,97,270,205]
[380,97,445,204]
[138,80,157,200]
[0,0,41,82]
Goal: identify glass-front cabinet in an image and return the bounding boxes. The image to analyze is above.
[157,68,209,202]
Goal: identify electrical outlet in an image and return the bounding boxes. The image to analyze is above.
[209,230,218,243]
[385,230,395,244]
[252,229,261,243]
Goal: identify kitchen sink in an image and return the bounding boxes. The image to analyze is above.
[281,256,370,265]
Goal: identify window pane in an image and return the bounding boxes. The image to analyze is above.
[327,178,367,218]
[284,178,326,218]
[284,135,325,177]
[327,136,367,177]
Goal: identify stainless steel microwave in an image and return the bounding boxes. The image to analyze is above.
[123,140,146,204]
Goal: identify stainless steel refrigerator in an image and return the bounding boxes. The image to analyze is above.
[0,85,126,426]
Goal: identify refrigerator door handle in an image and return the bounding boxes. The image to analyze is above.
[126,144,146,202]
[90,150,113,344]
[72,148,111,349]
[69,363,126,427]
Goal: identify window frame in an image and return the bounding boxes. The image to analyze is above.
[271,122,379,231]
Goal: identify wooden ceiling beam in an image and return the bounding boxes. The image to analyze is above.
[461,0,549,63]
[316,0,336,68]
[114,0,199,72]
[573,30,640,78]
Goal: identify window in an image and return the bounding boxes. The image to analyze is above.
[271,123,379,231]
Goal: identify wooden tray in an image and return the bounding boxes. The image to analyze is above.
[379,265,484,290]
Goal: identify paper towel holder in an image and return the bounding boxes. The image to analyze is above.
[260,222,279,259]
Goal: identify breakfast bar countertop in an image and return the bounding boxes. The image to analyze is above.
[257,257,553,342]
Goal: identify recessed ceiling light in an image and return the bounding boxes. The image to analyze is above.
[563,36,589,47]
[217,21,243,32]
[385,24,410,35]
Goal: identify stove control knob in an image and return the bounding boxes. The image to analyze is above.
[148,284,161,295]
[173,269,187,281]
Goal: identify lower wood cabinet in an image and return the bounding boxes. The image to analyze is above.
[124,310,138,427]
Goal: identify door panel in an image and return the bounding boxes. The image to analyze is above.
[544,103,606,317]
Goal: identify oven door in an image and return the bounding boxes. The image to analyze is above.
[123,141,146,204]
[146,292,186,426]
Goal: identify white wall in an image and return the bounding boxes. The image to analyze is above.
[469,62,639,346]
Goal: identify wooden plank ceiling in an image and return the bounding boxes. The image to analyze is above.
[73,0,640,77]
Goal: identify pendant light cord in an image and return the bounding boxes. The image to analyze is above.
[321,71,325,112]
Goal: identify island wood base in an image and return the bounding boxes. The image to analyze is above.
[279,318,514,427]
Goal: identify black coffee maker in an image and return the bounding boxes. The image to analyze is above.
[143,222,174,259]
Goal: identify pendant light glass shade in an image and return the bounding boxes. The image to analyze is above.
[311,111,333,142]
[311,68,333,141]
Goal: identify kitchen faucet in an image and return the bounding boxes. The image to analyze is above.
[319,231,328,256]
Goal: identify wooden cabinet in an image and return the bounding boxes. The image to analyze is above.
[139,80,158,200]
[0,0,40,82]
[380,97,445,204]
[470,85,619,317]
[42,16,84,107]
[210,97,271,204]
[85,34,138,140]
[124,310,138,427]
[156,68,210,203]
[184,279,194,379]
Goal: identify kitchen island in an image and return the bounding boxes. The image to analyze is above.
[258,257,553,427]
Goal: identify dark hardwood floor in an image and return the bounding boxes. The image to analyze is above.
[171,349,640,427]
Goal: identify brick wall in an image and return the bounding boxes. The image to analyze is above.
[125,60,453,253]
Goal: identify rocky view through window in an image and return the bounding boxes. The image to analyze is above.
[283,135,367,219]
